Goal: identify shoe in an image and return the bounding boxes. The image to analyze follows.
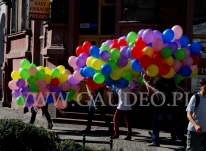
[82,128,91,132]
[124,136,131,140]
[147,142,159,147]
[48,123,53,129]
[112,135,119,139]
[148,131,152,136]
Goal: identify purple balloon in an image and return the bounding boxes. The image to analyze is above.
[76,56,86,68]
[16,79,25,88]
[46,84,52,91]
[99,50,110,61]
[12,90,20,98]
[169,42,178,54]
[51,86,61,96]
[171,39,181,48]
[119,36,127,40]
[120,46,128,57]
[68,75,80,85]
[20,87,30,97]
[26,94,34,108]
[117,56,128,67]
[138,29,145,38]
[80,53,89,60]
[105,40,113,46]
[142,29,155,43]
[154,30,162,39]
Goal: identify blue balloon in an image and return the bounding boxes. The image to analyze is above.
[90,45,100,58]
[115,77,128,88]
[46,95,54,104]
[60,91,67,100]
[131,59,143,72]
[147,43,152,47]
[104,76,114,86]
[180,66,192,77]
[83,66,95,77]
[126,47,134,59]
[179,35,189,48]
[189,41,202,54]
[100,64,112,76]
[162,29,174,43]
[80,68,85,77]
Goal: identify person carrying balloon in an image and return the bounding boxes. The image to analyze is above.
[143,74,186,147]
[82,78,113,134]
[112,82,132,140]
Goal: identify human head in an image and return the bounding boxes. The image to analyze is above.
[200,78,206,87]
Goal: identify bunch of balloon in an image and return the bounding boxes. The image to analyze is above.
[9,59,80,109]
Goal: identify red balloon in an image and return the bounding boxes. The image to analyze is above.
[130,46,143,59]
[152,53,163,66]
[86,78,105,91]
[110,43,120,50]
[51,78,60,87]
[139,55,152,69]
[191,54,201,65]
[82,41,92,55]
[112,39,118,43]
[117,39,128,47]
[159,63,170,75]
[76,46,83,56]
[134,38,147,50]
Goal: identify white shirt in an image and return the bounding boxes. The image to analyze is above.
[117,87,132,110]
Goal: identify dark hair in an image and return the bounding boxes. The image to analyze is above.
[200,78,206,86]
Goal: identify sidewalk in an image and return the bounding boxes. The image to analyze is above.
[0,107,186,151]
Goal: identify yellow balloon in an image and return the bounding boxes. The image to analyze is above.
[86,56,95,67]
[110,68,123,80]
[44,74,51,84]
[11,70,21,80]
[130,70,140,76]
[162,56,174,66]
[189,68,198,78]
[142,46,154,58]
[59,72,68,83]
[123,58,132,70]
[146,64,159,77]
[161,67,175,79]
[73,92,82,101]
[37,66,45,71]
[57,65,65,73]
[45,67,51,75]
[92,59,105,70]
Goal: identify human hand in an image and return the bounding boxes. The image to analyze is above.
[195,124,202,134]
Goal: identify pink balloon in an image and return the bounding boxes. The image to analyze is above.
[60,81,71,91]
[54,99,68,109]
[39,88,50,98]
[190,65,197,71]
[34,93,46,107]
[152,38,164,51]
[184,47,190,57]
[8,80,19,90]
[68,56,78,68]
[37,80,47,90]
[70,84,80,92]
[62,69,71,75]
[172,25,183,39]
[29,67,37,76]
[73,71,84,81]
[182,56,193,66]
[172,60,182,72]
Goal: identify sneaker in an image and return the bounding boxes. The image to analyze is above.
[124,136,131,140]
[112,135,119,139]
[147,142,159,147]
[48,123,53,129]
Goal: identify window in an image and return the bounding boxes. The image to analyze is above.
[21,0,27,30]
[11,0,18,33]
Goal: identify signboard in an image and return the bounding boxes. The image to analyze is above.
[193,22,206,35]
[29,0,50,21]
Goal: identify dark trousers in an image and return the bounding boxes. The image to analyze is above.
[30,104,52,124]
[151,107,185,145]
[86,102,112,130]
[113,109,132,136]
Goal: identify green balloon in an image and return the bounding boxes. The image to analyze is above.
[67,89,75,102]
[20,59,30,69]
[107,60,117,70]
[19,68,29,80]
[36,69,45,80]
[175,75,184,84]
[27,76,36,85]
[51,68,60,78]
[127,31,137,43]
[122,70,134,80]
[16,96,25,106]
[174,48,186,60]
[137,75,145,85]
[93,73,105,84]
[30,63,36,67]
[29,84,39,92]
[110,48,120,61]
[161,47,172,58]
[100,45,110,52]
[129,42,135,47]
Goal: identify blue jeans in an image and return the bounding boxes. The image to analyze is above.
[86,102,112,130]
[151,107,185,145]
